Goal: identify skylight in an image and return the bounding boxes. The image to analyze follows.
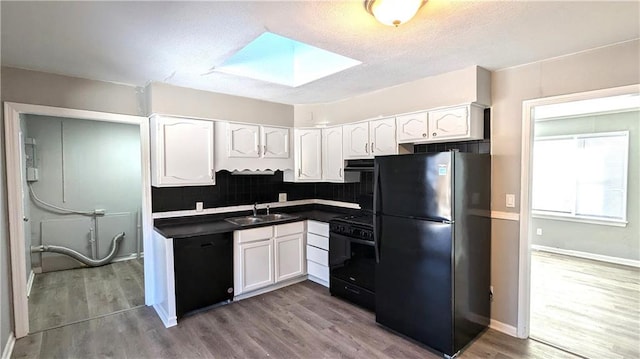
[215,32,361,87]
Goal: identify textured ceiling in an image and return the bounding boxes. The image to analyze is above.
[1,1,639,105]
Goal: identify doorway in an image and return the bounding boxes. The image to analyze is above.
[21,114,145,332]
[518,86,640,358]
[4,103,153,338]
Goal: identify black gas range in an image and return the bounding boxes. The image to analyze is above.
[328,210,376,311]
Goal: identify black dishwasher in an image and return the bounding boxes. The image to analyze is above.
[173,232,233,319]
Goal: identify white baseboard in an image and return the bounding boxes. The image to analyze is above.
[307,275,329,288]
[152,303,177,328]
[490,319,518,337]
[532,245,640,268]
[233,276,307,301]
[1,332,15,359]
[26,270,35,298]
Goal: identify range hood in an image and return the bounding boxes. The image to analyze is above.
[344,159,374,172]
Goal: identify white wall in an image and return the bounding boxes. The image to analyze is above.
[293,65,491,127]
[490,39,640,327]
[24,114,142,271]
[146,82,294,126]
[531,110,639,261]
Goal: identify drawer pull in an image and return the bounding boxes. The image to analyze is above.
[345,286,360,295]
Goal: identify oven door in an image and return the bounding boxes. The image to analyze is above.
[329,232,376,292]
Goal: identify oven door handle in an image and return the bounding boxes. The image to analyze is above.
[330,232,374,247]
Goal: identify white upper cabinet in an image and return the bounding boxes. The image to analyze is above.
[293,129,322,181]
[369,118,397,156]
[427,104,484,142]
[215,121,293,172]
[262,126,290,158]
[150,115,214,187]
[228,123,260,158]
[322,126,344,182]
[343,122,370,159]
[344,119,397,159]
[396,111,429,143]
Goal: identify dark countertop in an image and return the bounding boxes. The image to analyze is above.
[154,204,356,239]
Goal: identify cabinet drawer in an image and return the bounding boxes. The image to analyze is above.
[236,226,273,244]
[306,245,328,266]
[275,222,304,237]
[307,220,329,237]
[307,233,328,251]
[307,260,329,283]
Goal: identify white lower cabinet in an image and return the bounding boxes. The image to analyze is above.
[275,233,305,282]
[234,222,305,297]
[305,220,330,287]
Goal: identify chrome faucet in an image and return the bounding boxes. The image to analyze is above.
[253,203,258,216]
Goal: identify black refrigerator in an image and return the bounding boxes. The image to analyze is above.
[374,152,491,357]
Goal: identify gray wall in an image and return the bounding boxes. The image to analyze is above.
[24,115,142,271]
[531,111,639,261]
[0,66,144,352]
[490,39,640,327]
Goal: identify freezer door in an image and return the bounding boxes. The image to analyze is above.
[374,152,452,221]
[375,214,454,355]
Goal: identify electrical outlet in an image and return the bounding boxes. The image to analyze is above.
[196,202,204,212]
[278,193,287,202]
[536,228,543,236]
[506,194,516,208]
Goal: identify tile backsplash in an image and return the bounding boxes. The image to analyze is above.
[152,171,374,212]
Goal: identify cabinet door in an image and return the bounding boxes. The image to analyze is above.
[239,240,274,293]
[262,126,290,158]
[274,233,305,282]
[428,105,469,140]
[396,111,429,143]
[343,122,370,159]
[369,118,397,156]
[294,129,322,181]
[228,123,260,158]
[322,126,344,181]
[152,116,214,186]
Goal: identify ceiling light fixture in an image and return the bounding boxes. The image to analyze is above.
[364,0,427,27]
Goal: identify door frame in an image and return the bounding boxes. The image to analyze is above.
[516,83,640,338]
[4,102,153,338]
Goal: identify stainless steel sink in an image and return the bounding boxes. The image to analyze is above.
[225,216,264,226]
[225,213,298,226]
[255,213,296,221]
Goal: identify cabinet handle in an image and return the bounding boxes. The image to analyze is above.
[433,133,437,137]
[365,143,368,153]
[371,142,374,153]
[263,145,267,155]
[211,169,215,180]
[257,145,261,156]
[423,133,427,138]
[298,168,302,177]
[339,168,342,178]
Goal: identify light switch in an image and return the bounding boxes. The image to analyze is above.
[536,228,543,236]
[506,194,516,208]
[279,193,287,202]
[196,202,204,212]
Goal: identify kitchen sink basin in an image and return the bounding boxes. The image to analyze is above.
[225,213,298,226]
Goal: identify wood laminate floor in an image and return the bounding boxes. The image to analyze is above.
[15,280,581,359]
[28,258,144,333]
[530,250,640,359]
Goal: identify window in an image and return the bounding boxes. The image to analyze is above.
[531,131,629,224]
